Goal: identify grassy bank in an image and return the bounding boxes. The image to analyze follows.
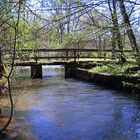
[89,63,139,76]
[88,62,140,92]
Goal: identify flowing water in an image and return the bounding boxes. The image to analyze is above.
[1,66,140,140]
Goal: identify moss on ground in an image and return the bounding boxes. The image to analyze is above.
[89,62,140,90]
[90,63,140,77]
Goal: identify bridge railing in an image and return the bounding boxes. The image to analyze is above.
[20,48,133,61]
[2,48,133,63]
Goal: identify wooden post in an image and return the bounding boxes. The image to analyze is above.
[31,64,42,78]
[65,62,76,78]
[74,49,76,62]
[66,50,68,60]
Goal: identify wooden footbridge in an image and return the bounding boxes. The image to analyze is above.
[4,48,132,78]
[13,48,132,63]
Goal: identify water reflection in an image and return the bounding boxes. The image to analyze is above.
[1,66,140,140]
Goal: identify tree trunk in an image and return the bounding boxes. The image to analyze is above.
[66,1,71,33]
[0,47,4,95]
[98,34,102,58]
[119,0,140,65]
[108,0,126,63]
[111,29,116,59]
[0,48,4,77]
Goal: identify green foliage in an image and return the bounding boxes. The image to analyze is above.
[62,31,91,49]
[17,20,40,50]
[111,63,138,75]
[49,28,62,48]
[90,63,139,76]
[90,65,110,73]
[48,28,91,49]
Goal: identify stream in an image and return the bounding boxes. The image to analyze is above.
[1,66,140,140]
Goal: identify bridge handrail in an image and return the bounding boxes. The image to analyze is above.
[19,48,132,52]
[2,48,133,63]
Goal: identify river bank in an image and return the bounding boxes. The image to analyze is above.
[1,66,140,140]
[66,62,140,97]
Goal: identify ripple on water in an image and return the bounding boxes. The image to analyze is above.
[2,67,140,140]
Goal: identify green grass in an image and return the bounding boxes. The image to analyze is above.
[90,65,110,73]
[90,63,139,76]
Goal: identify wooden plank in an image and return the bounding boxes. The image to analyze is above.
[20,48,132,53]
[14,62,67,66]
[28,56,112,59]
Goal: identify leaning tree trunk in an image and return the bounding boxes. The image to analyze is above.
[108,0,126,64]
[112,0,126,63]
[0,47,4,95]
[119,0,140,66]
[111,29,116,59]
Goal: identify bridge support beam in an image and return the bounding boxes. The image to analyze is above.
[65,62,76,78]
[31,64,42,78]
